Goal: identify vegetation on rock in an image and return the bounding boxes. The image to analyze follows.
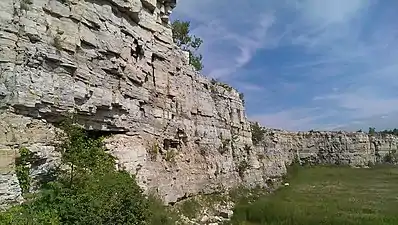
[237,160,249,179]
[218,138,231,155]
[384,150,398,164]
[171,20,203,71]
[239,92,245,105]
[15,147,33,195]
[211,78,234,92]
[147,141,160,161]
[0,121,176,225]
[251,122,266,146]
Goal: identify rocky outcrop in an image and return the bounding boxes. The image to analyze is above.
[258,129,398,167]
[0,0,254,206]
[0,149,23,211]
[1,0,397,210]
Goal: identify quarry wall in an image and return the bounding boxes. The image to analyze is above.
[0,0,397,209]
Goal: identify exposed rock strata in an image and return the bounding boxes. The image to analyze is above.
[0,0,397,210]
[259,129,398,168]
[0,0,253,207]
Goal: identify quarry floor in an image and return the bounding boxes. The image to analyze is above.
[229,165,398,225]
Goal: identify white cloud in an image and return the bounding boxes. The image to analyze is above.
[314,92,398,120]
[250,107,339,131]
[238,83,264,92]
[173,1,277,79]
[297,0,368,24]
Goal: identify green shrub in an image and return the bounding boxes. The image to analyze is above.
[147,195,178,225]
[239,92,245,105]
[165,149,177,163]
[1,121,176,225]
[251,122,265,146]
[177,198,202,219]
[384,151,397,164]
[218,138,231,155]
[148,142,160,161]
[237,160,249,179]
[15,147,32,194]
[243,144,252,155]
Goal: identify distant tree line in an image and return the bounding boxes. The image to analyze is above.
[363,127,398,136]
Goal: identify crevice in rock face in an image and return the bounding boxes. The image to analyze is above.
[12,103,68,123]
[80,39,96,50]
[163,139,179,151]
[139,100,146,117]
[170,193,192,206]
[74,90,93,106]
[101,67,122,78]
[151,53,156,88]
[176,128,188,144]
[42,7,63,19]
[131,39,145,60]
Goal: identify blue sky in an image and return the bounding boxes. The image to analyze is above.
[171,0,398,131]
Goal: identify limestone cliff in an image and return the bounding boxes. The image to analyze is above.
[0,0,254,208]
[258,129,398,168]
[0,0,397,210]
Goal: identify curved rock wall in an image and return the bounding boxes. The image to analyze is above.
[1,0,397,209]
[258,129,398,168]
[0,0,254,206]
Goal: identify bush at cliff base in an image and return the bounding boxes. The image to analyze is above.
[0,123,175,225]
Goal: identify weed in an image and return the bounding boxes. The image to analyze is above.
[218,138,231,155]
[177,198,201,219]
[15,147,33,194]
[165,150,176,163]
[239,92,245,105]
[243,144,251,155]
[367,160,375,167]
[210,78,234,92]
[148,142,159,161]
[237,160,249,179]
[384,151,397,164]
[251,122,265,146]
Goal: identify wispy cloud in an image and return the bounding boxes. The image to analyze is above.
[173,0,398,131]
[250,107,339,131]
[238,83,265,92]
[173,1,278,79]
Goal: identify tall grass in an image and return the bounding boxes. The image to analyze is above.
[230,165,398,225]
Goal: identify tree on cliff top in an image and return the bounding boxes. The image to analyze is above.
[171,20,203,71]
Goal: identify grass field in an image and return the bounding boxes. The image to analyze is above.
[230,165,398,225]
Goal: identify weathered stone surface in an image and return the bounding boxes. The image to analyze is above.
[257,128,398,170]
[0,0,253,206]
[0,112,60,209]
[0,149,23,210]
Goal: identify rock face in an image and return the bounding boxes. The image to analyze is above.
[0,0,253,206]
[0,0,398,209]
[258,129,398,168]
